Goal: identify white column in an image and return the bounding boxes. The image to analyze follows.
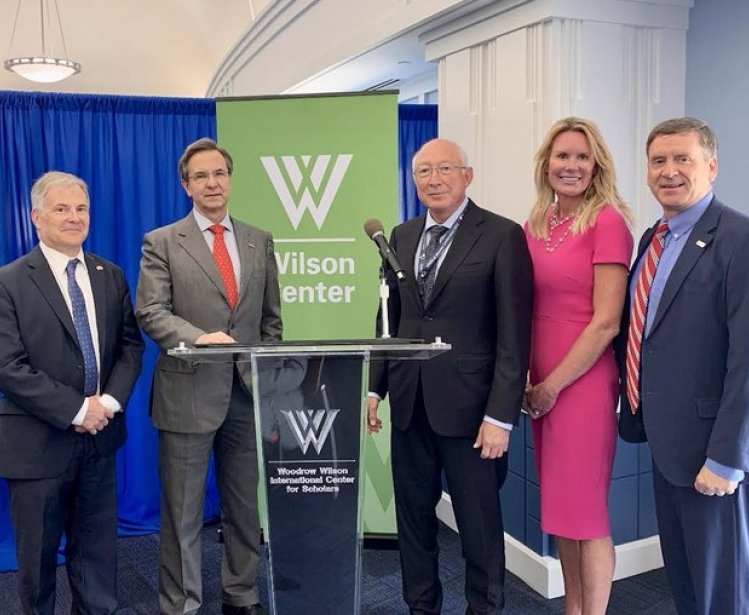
[423,0,693,238]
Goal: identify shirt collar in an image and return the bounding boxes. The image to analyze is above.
[192,208,234,234]
[425,197,469,231]
[38,241,86,275]
[663,191,713,239]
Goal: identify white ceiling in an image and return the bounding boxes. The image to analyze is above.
[285,29,436,96]
[0,0,258,96]
[0,0,434,98]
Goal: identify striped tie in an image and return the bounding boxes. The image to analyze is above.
[625,221,669,412]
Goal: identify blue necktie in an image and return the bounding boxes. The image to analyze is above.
[66,259,99,396]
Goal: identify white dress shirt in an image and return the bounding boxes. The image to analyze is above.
[38,242,121,425]
[192,208,241,284]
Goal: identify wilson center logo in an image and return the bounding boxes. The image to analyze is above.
[281,408,341,454]
[260,154,353,229]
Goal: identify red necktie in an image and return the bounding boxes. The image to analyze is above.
[208,224,238,309]
[625,221,669,412]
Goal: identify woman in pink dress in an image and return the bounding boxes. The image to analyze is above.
[524,117,634,615]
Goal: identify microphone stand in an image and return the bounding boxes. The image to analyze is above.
[378,265,391,339]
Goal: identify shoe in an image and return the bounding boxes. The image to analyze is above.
[221,603,266,615]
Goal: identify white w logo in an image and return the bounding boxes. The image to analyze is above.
[281,408,340,455]
[260,154,353,230]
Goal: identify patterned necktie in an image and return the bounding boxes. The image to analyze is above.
[66,259,99,396]
[418,225,448,305]
[625,221,669,412]
[208,224,238,309]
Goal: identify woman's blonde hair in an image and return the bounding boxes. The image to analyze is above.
[527,117,633,238]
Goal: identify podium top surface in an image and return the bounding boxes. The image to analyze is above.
[167,338,451,362]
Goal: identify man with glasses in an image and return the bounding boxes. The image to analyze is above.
[136,138,282,615]
[368,138,533,614]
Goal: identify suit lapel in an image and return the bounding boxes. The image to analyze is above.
[399,218,424,282]
[649,202,721,335]
[396,216,427,309]
[26,246,78,343]
[85,253,108,357]
[638,224,657,262]
[426,201,482,307]
[177,214,231,305]
[233,219,257,304]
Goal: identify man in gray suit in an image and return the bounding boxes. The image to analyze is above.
[136,138,282,615]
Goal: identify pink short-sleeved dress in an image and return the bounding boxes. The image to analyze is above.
[525,206,633,539]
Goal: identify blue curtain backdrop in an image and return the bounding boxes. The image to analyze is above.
[0,91,218,571]
[398,104,438,221]
[0,91,437,572]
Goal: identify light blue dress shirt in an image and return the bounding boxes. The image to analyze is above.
[631,193,744,483]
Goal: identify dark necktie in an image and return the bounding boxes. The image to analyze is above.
[418,225,448,305]
[66,259,99,396]
[625,221,669,412]
[208,224,238,309]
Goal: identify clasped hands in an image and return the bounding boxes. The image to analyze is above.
[522,381,560,420]
[75,395,115,436]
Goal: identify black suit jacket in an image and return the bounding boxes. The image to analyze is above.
[370,200,533,437]
[617,198,749,486]
[0,246,144,479]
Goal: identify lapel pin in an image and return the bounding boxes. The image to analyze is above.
[695,240,706,248]
[96,265,104,270]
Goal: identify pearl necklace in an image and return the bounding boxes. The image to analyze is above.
[545,207,576,253]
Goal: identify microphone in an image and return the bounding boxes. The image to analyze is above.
[363,219,406,280]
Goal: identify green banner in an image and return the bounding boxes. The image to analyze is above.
[216,92,398,535]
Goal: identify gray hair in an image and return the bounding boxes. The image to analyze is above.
[412,138,469,171]
[30,171,90,210]
[646,117,718,160]
[178,137,234,181]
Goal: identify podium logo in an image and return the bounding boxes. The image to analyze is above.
[281,408,341,454]
[260,154,353,230]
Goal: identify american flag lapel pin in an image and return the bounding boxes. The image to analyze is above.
[695,240,706,248]
[96,265,104,270]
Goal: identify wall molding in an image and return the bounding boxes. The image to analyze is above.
[437,492,664,600]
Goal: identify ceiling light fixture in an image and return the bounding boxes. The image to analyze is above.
[4,0,81,84]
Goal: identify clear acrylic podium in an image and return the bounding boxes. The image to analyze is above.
[169,339,449,615]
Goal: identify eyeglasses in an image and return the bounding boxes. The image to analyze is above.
[187,170,230,185]
[413,163,466,180]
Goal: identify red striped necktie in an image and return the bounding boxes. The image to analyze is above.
[208,224,238,309]
[625,221,669,412]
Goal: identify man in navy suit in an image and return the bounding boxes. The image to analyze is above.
[368,139,533,614]
[619,118,749,615]
[0,172,144,614]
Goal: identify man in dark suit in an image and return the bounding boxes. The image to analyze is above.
[0,171,144,614]
[136,139,282,615]
[619,117,749,615]
[368,138,533,614]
